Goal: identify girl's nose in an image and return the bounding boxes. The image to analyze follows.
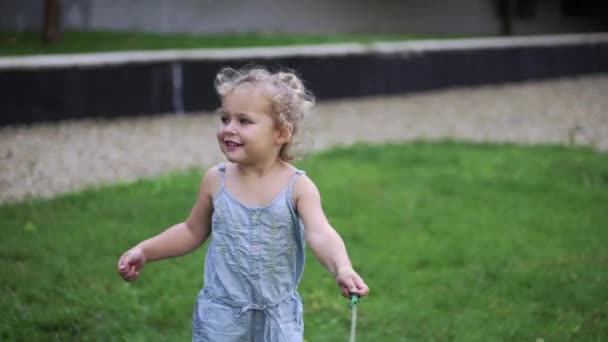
[223,121,236,134]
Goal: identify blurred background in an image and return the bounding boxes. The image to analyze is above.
[2,0,608,36]
[1,1,607,341]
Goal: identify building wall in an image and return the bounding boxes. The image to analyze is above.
[1,0,605,36]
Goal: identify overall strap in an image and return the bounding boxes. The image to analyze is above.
[218,163,226,189]
[286,169,305,208]
[289,169,305,187]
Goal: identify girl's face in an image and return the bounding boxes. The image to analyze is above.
[217,84,286,164]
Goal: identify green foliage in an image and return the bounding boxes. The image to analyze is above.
[1,141,607,341]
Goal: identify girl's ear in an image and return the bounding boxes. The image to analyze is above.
[275,123,293,145]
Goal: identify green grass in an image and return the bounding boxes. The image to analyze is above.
[0,30,454,56]
[1,141,607,341]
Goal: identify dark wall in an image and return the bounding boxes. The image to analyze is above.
[1,41,607,126]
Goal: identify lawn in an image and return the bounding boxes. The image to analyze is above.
[1,141,607,341]
[0,30,451,56]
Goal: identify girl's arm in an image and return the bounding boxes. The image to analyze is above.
[294,175,369,298]
[117,166,218,281]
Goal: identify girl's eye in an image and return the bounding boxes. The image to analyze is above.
[220,116,229,124]
[240,119,251,125]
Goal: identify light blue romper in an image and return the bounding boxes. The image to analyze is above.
[192,163,306,341]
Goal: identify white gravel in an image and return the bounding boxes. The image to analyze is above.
[1,74,607,204]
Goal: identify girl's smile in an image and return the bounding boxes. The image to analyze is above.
[224,141,242,146]
[223,140,243,151]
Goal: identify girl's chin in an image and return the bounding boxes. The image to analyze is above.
[222,152,244,162]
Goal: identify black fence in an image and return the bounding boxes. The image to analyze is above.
[1,34,607,126]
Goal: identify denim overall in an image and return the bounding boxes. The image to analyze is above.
[192,163,306,341]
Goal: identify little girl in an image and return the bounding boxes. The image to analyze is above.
[117,66,369,341]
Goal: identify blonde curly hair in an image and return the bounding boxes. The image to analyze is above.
[214,65,315,162]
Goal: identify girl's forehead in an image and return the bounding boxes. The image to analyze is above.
[222,84,273,114]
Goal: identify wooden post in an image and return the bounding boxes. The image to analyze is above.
[497,0,513,36]
[42,0,62,43]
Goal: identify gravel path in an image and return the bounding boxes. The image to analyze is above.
[1,74,607,204]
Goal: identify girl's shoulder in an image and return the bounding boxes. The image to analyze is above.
[198,164,222,198]
[292,170,318,201]
[205,164,222,180]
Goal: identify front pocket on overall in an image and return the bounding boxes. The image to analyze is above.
[274,295,304,340]
[192,293,249,339]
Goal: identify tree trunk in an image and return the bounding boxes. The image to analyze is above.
[42,0,62,44]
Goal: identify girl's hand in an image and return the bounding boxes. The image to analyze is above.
[117,246,146,282]
[335,267,370,298]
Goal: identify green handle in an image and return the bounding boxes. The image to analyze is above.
[350,294,359,307]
